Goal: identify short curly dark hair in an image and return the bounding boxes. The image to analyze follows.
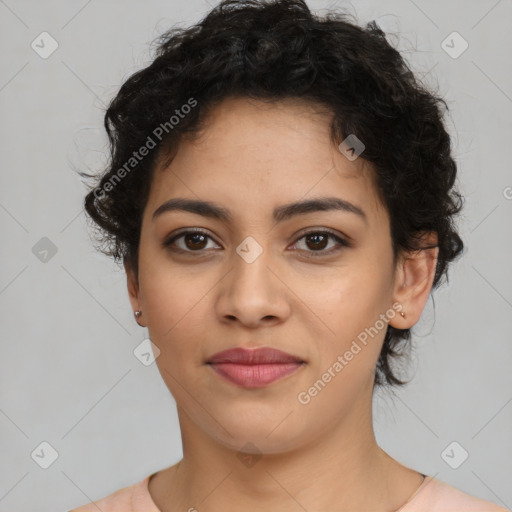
[81,0,464,388]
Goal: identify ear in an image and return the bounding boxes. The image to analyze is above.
[124,258,145,327]
[390,231,439,328]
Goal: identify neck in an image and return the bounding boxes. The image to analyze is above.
[149,384,422,512]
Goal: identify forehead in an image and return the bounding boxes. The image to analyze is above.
[146,97,386,225]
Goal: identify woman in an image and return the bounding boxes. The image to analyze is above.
[72,0,508,511]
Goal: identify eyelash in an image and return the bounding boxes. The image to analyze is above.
[163,228,351,258]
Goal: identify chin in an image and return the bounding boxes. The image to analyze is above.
[203,410,310,454]
[215,429,306,456]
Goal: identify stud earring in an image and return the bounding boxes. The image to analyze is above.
[400,310,406,319]
[134,310,144,327]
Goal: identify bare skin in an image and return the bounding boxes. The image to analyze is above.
[126,96,438,512]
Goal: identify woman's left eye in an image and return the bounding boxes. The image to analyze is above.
[292,230,350,257]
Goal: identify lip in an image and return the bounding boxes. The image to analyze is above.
[206,347,305,388]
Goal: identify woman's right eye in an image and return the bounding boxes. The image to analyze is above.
[163,229,221,253]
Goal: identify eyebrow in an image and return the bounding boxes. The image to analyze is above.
[152,196,367,224]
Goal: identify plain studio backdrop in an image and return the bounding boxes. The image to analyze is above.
[0,1,511,511]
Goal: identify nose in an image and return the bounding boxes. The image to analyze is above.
[214,244,291,329]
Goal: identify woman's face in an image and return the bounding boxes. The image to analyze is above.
[127,97,402,454]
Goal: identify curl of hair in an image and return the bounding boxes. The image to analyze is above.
[81,0,464,387]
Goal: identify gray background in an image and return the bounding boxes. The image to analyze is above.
[1,1,511,511]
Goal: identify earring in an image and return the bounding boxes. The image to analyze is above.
[400,310,406,319]
[134,310,144,327]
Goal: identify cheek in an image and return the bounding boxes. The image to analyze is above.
[137,247,213,338]
[307,257,394,371]
[143,287,209,359]
[138,260,222,392]
[314,261,392,329]
[143,278,210,397]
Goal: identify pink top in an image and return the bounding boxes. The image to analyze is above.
[70,473,510,512]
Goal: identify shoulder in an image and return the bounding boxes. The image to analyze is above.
[68,474,159,512]
[404,476,510,512]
